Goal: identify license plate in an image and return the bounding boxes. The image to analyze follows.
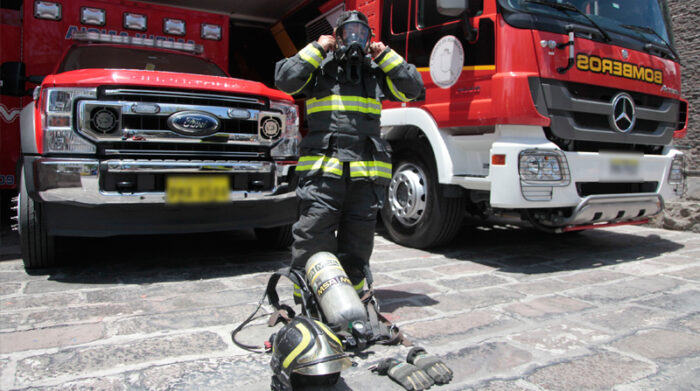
[609,158,639,177]
[166,175,230,204]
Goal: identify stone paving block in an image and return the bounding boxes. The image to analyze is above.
[401,311,516,345]
[14,332,228,384]
[507,323,610,356]
[24,302,155,328]
[470,379,542,391]
[663,265,700,282]
[556,269,630,286]
[83,280,230,303]
[440,342,533,385]
[639,254,698,265]
[0,312,25,331]
[371,257,452,272]
[526,351,653,390]
[23,279,119,295]
[371,247,438,262]
[108,304,258,336]
[607,259,678,275]
[579,305,674,331]
[430,289,525,313]
[434,262,497,276]
[379,300,437,323]
[0,323,104,353]
[396,269,443,281]
[504,295,594,319]
[375,282,442,300]
[19,377,129,391]
[680,313,700,333]
[437,274,512,292]
[567,276,682,304]
[611,329,700,360]
[2,292,83,312]
[633,289,700,313]
[509,278,573,296]
[616,358,700,391]
[0,282,22,296]
[0,271,41,283]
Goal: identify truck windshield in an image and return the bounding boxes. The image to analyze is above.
[503,0,675,49]
[58,45,228,77]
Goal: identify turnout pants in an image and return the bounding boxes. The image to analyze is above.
[291,165,385,287]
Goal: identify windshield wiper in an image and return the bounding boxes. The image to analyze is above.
[524,0,612,42]
[620,24,679,62]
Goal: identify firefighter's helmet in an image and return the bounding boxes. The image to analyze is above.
[270,316,352,391]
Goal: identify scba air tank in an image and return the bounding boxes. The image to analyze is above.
[305,252,368,330]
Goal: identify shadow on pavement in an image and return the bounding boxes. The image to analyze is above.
[377,216,685,275]
[8,229,290,284]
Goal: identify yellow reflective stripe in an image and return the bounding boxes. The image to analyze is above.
[314,320,343,347]
[349,161,393,179]
[287,73,314,95]
[378,50,404,73]
[297,156,342,175]
[293,283,302,297]
[299,43,323,68]
[385,76,411,102]
[283,323,311,368]
[353,279,365,291]
[306,95,382,115]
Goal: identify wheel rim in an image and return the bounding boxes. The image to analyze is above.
[388,162,428,227]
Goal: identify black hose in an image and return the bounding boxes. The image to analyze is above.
[231,289,270,353]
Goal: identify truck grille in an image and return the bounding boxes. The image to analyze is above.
[76,87,284,159]
[530,78,680,153]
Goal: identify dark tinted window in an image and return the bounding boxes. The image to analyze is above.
[58,45,227,77]
[392,0,409,34]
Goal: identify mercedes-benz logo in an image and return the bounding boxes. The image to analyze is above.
[609,93,636,133]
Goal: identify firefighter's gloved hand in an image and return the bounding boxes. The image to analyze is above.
[406,347,453,384]
[374,358,434,390]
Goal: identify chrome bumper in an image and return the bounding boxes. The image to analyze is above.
[33,158,295,205]
[562,193,664,226]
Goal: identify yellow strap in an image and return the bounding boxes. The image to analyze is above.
[385,76,412,102]
[283,323,311,368]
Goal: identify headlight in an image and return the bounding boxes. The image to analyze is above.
[269,100,301,159]
[668,154,684,185]
[518,150,568,183]
[41,88,97,153]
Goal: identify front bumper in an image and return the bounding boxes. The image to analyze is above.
[25,157,298,236]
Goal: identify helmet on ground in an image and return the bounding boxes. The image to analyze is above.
[270,316,352,391]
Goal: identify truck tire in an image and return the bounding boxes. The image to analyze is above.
[381,142,465,248]
[255,224,294,249]
[18,171,57,269]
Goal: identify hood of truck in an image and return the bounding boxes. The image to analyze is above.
[531,30,682,99]
[42,69,292,102]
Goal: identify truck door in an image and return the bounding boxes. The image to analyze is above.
[403,0,496,130]
[0,1,23,190]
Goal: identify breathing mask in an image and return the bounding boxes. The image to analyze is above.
[334,11,372,83]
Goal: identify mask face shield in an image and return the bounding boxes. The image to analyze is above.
[337,21,370,51]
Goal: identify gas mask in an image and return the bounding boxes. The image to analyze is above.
[334,13,371,83]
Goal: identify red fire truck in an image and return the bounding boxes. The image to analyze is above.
[311,0,686,248]
[1,0,301,268]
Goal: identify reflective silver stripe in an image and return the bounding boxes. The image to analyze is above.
[377,49,404,73]
[299,43,324,68]
[349,161,392,179]
[306,95,382,115]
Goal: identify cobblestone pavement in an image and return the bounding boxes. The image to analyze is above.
[0,221,699,391]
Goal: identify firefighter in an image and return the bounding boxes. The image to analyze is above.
[275,10,423,297]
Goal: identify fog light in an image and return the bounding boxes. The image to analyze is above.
[668,154,684,184]
[519,151,566,182]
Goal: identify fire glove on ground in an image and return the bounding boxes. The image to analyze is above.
[406,347,453,384]
[374,357,434,390]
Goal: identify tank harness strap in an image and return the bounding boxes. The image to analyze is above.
[265,267,316,325]
[361,290,412,346]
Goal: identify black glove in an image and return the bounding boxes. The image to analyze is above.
[406,347,453,384]
[374,358,434,390]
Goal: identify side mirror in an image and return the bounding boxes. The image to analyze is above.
[1,62,27,97]
[437,0,467,16]
[437,0,481,17]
